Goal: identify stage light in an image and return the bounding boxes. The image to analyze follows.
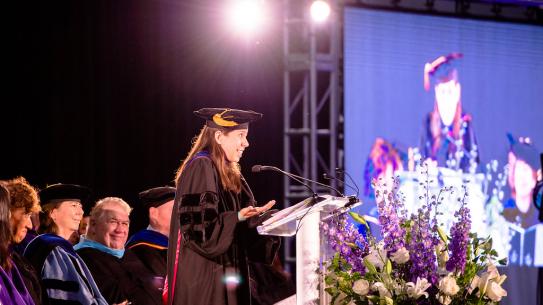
[225,0,267,36]
[310,0,331,22]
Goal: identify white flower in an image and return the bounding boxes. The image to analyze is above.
[438,274,460,296]
[372,282,392,298]
[486,281,507,302]
[435,241,449,268]
[352,279,370,296]
[477,264,508,302]
[390,247,410,264]
[468,275,479,294]
[364,243,387,270]
[437,294,452,305]
[333,292,348,305]
[406,277,431,299]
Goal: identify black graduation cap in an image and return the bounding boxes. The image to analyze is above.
[424,53,463,91]
[138,186,176,209]
[194,108,263,130]
[507,133,540,169]
[39,183,92,207]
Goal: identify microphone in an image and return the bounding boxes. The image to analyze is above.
[252,165,344,197]
[324,168,360,197]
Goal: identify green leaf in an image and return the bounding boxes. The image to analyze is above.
[498,257,508,266]
[349,212,369,228]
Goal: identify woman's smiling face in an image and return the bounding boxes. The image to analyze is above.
[216,128,250,162]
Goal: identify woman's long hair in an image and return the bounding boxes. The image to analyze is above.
[175,126,242,193]
[429,100,462,156]
[0,184,13,271]
[38,202,61,235]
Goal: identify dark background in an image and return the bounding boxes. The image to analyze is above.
[3,0,285,232]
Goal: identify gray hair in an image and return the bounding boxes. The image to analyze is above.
[90,197,132,220]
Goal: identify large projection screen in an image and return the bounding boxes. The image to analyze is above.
[344,7,542,305]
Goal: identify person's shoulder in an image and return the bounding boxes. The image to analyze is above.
[185,152,214,170]
[26,233,74,256]
[126,229,168,249]
[180,152,216,180]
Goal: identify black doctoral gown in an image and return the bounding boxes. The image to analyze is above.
[166,151,280,305]
[126,229,168,278]
[76,247,162,305]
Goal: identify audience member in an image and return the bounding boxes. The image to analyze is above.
[2,177,43,304]
[76,197,161,305]
[0,183,35,305]
[24,183,108,305]
[126,186,174,291]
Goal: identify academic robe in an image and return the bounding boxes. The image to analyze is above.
[76,247,162,305]
[0,261,35,305]
[166,151,280,305]
[421,112,479,172]
[126,229,168,280]
[23,233,108,305]
[11,250,42,305]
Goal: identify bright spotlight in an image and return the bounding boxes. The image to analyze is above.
[310,0,331,22]
[225,0,267,36]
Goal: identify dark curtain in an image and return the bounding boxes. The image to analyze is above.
[3,0,284,233]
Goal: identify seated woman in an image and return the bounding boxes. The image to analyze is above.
[3,176,43,305]
[0,183,35,305]
[23,184,108,305]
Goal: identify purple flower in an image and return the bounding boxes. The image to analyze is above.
[446,189,471,273]
[322,215,368,273]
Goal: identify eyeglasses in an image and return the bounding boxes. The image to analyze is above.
[106,218,130,228]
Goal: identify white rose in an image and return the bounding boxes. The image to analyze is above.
[352,279,370,296]
[406,277,431,299]
[486,281,507,302]
[390,247,410,264]
[438,274,460,296]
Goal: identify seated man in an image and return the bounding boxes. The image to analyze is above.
[126,186,174,291]
[75,197,161,305]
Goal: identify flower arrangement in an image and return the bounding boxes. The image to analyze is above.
[321,166,508,305]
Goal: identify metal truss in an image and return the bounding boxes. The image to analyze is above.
[282,0,342,271]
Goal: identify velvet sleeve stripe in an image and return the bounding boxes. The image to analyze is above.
[47,298,84,305]
[42,278,80,292]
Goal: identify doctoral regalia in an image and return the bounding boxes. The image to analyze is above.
[0,261,35,305]
[126,228,168,278]
[76,245,162,305]
[421,112,479,172]
[23,233,108,305]
[166,151,280,305]
[11,250,42,305]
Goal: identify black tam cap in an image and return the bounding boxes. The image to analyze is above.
[194,108,263,130]
[138,186,176,209]
[507,133,540,169]
[424,53,463,91]
[39,184,92,206]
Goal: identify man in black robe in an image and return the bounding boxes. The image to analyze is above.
[75,196,161,305]
[126,186,174,289]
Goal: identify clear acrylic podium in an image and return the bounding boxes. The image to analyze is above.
[257,194,360,305]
